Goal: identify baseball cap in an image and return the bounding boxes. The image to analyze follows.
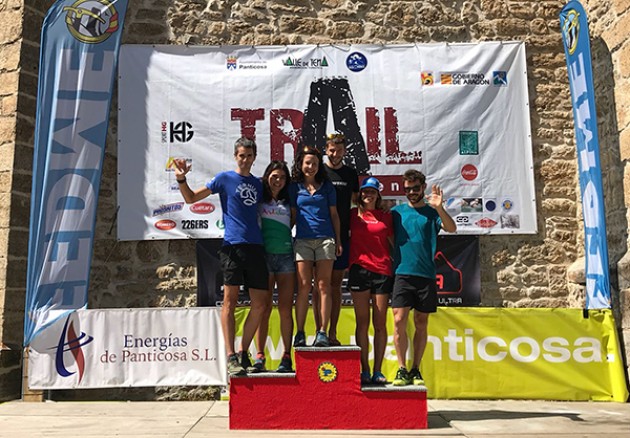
[360,176,381,191]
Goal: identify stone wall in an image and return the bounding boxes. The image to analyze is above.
[1,0,629,400]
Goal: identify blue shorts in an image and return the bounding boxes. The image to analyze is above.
[266,252,296,274]
[333,239,350,270]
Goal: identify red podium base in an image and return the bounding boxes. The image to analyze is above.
[229,346,427,430]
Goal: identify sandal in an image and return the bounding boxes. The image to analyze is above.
[360,371,372,384]
[372,371,387,384]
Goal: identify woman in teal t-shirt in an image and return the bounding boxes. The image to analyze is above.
[254,161,295,373]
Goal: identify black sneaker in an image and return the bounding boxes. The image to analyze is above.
[276,354,293,373]
[227,353,246,376]
[392,367,411,386]
[409,367,425,385]
[293,330,306,347]
[313,330,330,347]
[240,351,257,373]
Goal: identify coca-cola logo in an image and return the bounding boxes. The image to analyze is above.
[155,219,176,230]
[190,202,215,214]
[461,164,478,181]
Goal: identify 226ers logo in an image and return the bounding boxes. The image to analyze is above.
[64,0,119,44]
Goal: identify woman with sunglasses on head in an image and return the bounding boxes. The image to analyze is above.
[348,176,394,384]
[289,146,342,348]
[254,161,295,372]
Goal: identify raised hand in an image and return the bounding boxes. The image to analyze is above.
[427,184,444,209]
[174,158,190,180]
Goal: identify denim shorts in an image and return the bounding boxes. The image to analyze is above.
[294,237,336,262]
[266,252,296,274]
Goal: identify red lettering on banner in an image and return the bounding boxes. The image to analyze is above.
[385,107,421,165]
[270,109,303,161]
[365,107,381,164]
[231,108,265,141]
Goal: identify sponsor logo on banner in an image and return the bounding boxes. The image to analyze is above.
[227,55,267,70]
[155,219,176,230]
[161,121,168,143]
[170,121,194,143]
[455,215,473,227]
[461,164,478,181]
[501,214,520,229]
[318,362,338,382]
[152,202,184,217]
[227,56,237,70]
[346,52,367,72]
[215,219,225,230]
[493,71,508,86]
[459,131,479,155]
[561,9,579,55]
[166,157,192,172]
[54,316,94,383]
[63,0,120,44]
[502,199,514,210]
[190,202,215,214]
[461,198,482,213]
[421,71,434,85]
[282,56,329,69]
[476,217,497,228]
[181,219,209,230]
[441,72,490,86]
[485,199,497,212]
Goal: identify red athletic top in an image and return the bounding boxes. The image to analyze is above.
[349,207,393,276]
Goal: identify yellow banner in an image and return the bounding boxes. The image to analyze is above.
[235,307,628,401]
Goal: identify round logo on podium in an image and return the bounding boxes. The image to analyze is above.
[317,362,338,383]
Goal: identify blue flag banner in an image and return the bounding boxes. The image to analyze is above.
[24,0,129,346]
[560,1,611,309]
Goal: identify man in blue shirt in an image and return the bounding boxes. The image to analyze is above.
[175,137,269,376]
[391,169,456,386]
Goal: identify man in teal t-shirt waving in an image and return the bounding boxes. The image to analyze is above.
[391,169,456,386]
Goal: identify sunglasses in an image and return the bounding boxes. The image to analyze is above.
[403,185,424,194]
[327,133,345,142]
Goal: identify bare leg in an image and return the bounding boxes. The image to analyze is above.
[295,261,314,332]
[311,268,321,331]
[372,294,389,374]
[314,259,334,332]
[392,306,411,369]
[276,272,295,352]
[351,290,371,373]
[240,288,269,353]
[221,285,240,356]
[412,311,430,368]
[328,269,345,343]
[254,277,274,355]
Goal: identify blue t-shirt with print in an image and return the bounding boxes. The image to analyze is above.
[207,171,263,246]
[392,203,442,278]
[288,180,337,239]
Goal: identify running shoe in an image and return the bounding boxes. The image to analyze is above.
[227,353,246,376]
[392,367,411,386]
[360,371,372,384]
[372,371,387,384]
[313,330,330,347]
[240,351,257,374]
[293,330,306,347]
[252,353,266,373]
[409,367,425,385]
[276,354,293,373]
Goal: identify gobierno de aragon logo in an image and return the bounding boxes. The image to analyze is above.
[64,0,120,44]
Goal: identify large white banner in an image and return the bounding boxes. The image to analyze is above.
[118,43,536,240]
[28,308,226,389]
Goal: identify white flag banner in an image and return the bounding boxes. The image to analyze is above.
[28,308,226,389]
[118,43,536,239]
